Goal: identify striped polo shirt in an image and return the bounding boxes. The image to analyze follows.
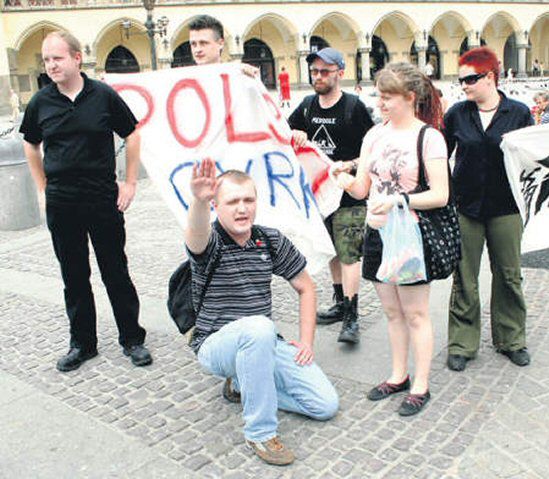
[187,222,307,353]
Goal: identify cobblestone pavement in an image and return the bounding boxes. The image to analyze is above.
[1,179,548,478]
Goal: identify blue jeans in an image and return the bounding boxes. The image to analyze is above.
[197,316,339,442]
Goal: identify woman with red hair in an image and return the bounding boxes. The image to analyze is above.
[443,47,533,372]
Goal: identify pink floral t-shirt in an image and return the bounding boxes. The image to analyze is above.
[362,122,448,224]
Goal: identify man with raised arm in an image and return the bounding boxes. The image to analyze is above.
[185,158,338,466]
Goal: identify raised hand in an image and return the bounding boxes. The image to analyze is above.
[190,158,219,202]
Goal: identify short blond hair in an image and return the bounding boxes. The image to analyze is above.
[44,31,82,66]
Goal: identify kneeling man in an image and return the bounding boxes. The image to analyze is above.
[185,158,339,466]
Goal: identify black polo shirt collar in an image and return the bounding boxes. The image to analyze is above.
[47,72,93,103]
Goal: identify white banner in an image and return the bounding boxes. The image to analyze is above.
[106,64,338,272]
[501,124,549,253]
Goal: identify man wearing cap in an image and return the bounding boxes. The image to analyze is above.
[289,48,374,344]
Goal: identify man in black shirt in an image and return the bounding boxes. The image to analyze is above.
[289,48,374,344]
[20,31,152,372]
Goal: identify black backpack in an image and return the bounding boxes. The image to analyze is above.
[167,224,275,335]
[302,92,359,128]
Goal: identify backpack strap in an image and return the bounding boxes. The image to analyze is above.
[343,93,359,127]
[194,228,224,317]
[251,225,276,261]
[302,94,316,126]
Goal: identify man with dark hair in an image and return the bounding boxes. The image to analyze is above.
[189,14,225,65]
[289,47,374,344]
[185,158,338,466]
[189,14,258,78]
[20,31,152,372]
[189,14,224,40]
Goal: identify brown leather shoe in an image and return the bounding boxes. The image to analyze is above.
[222,378,241,403]
[246,436,295,466]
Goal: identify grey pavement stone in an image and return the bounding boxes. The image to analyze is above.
[1,179,548,478]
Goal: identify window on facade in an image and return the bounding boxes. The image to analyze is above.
[105,46,140,74]
[172,41,194,68]
[243,38,275,89]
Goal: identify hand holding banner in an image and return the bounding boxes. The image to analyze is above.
[106,64,339,272]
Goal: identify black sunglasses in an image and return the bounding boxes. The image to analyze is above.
[458,73,487,85]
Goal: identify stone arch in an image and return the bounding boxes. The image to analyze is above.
[13,21,68,103]
[481,11,522,68]
[429,11,472,77]
[372,11,419,64]
[309,12,361,43]
[309,12,361,82]
[13,20,67,51]
[528,12,549,75]
[92,18,150,73]
[242,13,299,85]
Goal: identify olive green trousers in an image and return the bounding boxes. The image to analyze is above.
[448,213,526,357]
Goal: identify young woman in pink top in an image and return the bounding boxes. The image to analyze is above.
[333,62,449,416]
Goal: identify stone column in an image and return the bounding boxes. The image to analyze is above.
[468,31,481,50]
[298,50,310,87]
[516,44,528,78]
[82,59,97,79]
[0,18,12,117]
[358,47,371,83]
[417,46,427,72]
[0,17,41,230]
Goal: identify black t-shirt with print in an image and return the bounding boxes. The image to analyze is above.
[288,92,373,207]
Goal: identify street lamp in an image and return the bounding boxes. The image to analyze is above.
[143,0,169,70]
[122,0,169,70]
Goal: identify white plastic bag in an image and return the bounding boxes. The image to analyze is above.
[376,203,427,284]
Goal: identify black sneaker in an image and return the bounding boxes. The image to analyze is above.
[447,354,471,371]
[56,347,98,372]
[123,344,153,367]
[398,391,431,416]
[222,378,241,403]
[499,348,530,366]
[367,376,411,401]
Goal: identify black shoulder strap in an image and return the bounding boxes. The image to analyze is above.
[302,94,316,126]
[343,93,359,126]
[416,124,453,198]
[195,232,223,316]
[416,124,430,190]
[251,225,276,260]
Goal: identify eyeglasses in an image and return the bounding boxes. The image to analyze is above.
[458,73,487,85]
[309,68,339,77]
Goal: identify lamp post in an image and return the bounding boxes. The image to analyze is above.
[122,0,169,71]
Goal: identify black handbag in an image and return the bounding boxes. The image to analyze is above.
[414,125,461,281]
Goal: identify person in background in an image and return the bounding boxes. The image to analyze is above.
[278,66,291,109]
[10,88,20,122]
[533,91,549,124]
[444,47,534,372]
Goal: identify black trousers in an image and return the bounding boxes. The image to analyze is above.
[46,199,146,351]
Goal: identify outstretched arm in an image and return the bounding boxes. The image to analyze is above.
[288,270,316,366]
[185,158,219,254]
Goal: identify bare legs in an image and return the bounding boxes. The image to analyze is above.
[374,283,433,394]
